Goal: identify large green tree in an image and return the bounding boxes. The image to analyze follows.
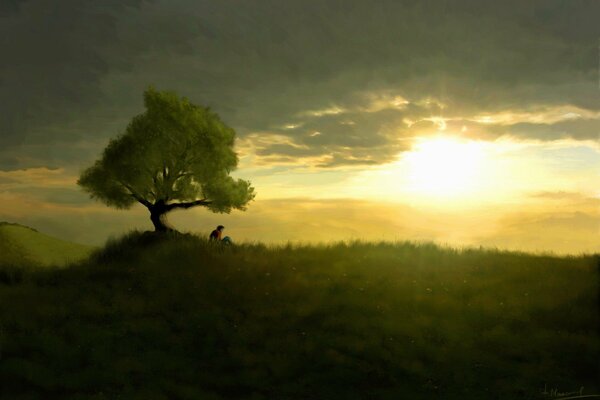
[78,88,255,232]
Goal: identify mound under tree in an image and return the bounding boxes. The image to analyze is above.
[78,88,255,231]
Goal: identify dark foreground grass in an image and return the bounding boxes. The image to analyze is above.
[0,231,598,400]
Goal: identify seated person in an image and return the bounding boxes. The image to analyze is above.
[209,225,232,245]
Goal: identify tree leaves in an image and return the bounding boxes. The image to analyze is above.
[78,87,255,215]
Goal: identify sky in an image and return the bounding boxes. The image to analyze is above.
[1,0,599,253]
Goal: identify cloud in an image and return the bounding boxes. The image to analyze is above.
[530,191,590,201]
[489,118,600,141]
[478,211,600,254]
[0,167,91,207]
[0,176,18,184]
[1,0,599,170]
[0,1,144,153]
[3,187,90,206]
[0,167,74,186]
[527,191,600,214]
[1,194,597,254]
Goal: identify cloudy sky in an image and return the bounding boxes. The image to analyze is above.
[1,0,599,253]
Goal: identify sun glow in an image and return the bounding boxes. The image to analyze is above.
[337,136,600,208]
[404,137,487,198]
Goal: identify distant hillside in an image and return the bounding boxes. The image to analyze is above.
[0,222,94,267]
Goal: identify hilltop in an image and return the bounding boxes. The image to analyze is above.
[0,231,598,399]
[0,221,95,267]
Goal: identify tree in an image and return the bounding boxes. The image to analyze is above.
[78,88,255,232]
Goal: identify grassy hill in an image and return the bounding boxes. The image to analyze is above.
[0,222,94,267]
[0,231,598,399]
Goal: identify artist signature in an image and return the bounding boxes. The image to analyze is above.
[541,384,600,399]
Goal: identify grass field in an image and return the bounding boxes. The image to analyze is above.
[0,231,598,399]
[0,222,94,267]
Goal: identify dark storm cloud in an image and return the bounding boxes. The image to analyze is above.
[0,1,143,146]
[1,0,599,170]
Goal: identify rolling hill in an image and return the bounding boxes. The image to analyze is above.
[0,222,95,267]
[0,231,597,399]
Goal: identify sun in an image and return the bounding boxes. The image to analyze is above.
[344,135,508,204]
[404,136,487,198]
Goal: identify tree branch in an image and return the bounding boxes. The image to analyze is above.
[120,181,152,208]
[165,198,212,211]
[132,193,152,208]
[171,171,192,186]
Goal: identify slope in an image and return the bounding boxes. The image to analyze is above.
[0,231,598,399]
[0,222,94,266]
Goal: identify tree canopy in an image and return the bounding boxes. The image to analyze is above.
[78,88,255,231]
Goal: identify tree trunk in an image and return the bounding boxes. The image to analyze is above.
[149,203,174,232]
